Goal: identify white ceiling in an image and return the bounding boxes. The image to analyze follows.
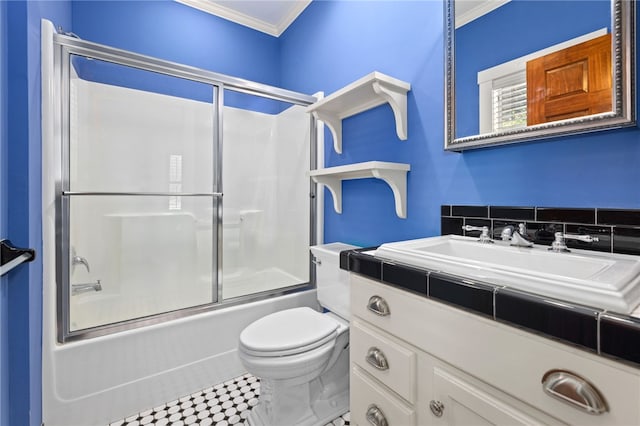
[176,0,509,36]
[176,0,312,37]
[455,0,510,28]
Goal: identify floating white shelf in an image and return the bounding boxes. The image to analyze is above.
[309,161,410,219]
[306,72,411,154]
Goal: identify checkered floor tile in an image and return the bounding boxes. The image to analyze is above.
[109,373,350,426]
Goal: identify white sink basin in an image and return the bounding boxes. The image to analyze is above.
[373,235,640,314]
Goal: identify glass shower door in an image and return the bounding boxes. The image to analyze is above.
[221,90,311,299]
[63,55,219,335]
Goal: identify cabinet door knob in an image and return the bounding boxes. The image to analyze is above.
[367,295,390,316]
[366,347,390,371]
[542,369,608,415]
[429,400,445,417]
[366,404,388,426]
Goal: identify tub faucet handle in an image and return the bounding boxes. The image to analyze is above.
[71,247,90,273]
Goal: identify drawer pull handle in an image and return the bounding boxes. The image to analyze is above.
[367,295,390,316]
[366,347,389,371]
[429,400,445,417]
[542,369,608,415]
[366,404,388,426]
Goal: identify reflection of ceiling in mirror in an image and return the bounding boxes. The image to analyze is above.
[455,0,510,28]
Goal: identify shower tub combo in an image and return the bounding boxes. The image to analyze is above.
[41,20,321,425]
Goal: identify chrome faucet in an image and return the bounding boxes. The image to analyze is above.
[549,232,599,253]
[72,280,102,296]
[462,225,494,244]
[500,223,534,247]
[71,247,90,273]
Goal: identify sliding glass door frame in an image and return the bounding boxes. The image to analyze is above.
[52,33,317,343]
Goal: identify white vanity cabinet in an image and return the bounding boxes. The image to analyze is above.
[349,274,640,426]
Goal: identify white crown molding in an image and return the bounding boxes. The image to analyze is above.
[276,0,311,36]
[176,0,311,37]
[455,0,510,28]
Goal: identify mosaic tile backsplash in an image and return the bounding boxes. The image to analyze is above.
[441,205,640,255]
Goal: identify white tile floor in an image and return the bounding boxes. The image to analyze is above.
[110,372,350,426]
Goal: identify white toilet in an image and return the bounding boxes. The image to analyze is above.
[238,242,358,426]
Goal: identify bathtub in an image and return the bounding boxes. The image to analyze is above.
[42,286,317,425]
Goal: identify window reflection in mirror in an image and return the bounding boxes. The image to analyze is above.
[455,0,611,138]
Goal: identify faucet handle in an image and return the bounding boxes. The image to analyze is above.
[462,225,494,244]
[549,232,599,253]
[72,252,91,273]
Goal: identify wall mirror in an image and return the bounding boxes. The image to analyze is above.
[445,0,636,151]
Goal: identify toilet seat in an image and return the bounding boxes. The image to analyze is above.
[239,307,339,357]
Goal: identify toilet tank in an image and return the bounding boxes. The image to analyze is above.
[310,242,359,321]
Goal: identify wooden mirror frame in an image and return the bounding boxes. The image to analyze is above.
[444,0,636,152]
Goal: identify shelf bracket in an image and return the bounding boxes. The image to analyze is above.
[306,72,411,153]
[371,168,408,218]
[311,110,343,154]
[312,176,344,214]
[372,81,408,141]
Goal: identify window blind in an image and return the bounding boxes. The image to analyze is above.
[492,71,527,132]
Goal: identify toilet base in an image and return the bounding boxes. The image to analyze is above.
[246,380,348,426]
[245,355,349,426]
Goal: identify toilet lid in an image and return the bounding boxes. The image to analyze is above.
[239,307,339,355]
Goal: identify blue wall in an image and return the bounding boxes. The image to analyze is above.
[6,2,71,425]
[0,0,8,423]
[71,1,286,113]
[456,0,610,137]
[4,1,640,424]
[281,0,640,248]
[71,0,281,88]
[281,0,446,247]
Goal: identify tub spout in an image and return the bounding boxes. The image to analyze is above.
[72,280,102,296]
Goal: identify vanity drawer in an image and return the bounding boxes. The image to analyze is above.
[351,319,416,403]
[351,365,416,426]
[351,273,429,343]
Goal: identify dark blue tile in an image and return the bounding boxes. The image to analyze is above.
[441,217,463,236]
[536,207,595,224]
[600,313,640,365]
[489,206,535,221]
[339,250,352,271]
[613,226,640,255]
[382,262,428,295]
[495,288,599,351]
[451,205,488,218]
[441,205,451,216]
[428,273,494,317]
[565,224,612,253]
[598,209,640,227]
[348,252,382,280]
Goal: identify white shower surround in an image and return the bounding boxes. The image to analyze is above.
[67,75,310,329]
[222,102,311,298]
[41,20,316,425]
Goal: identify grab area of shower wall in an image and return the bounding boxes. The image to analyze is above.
[58,37,313,341]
